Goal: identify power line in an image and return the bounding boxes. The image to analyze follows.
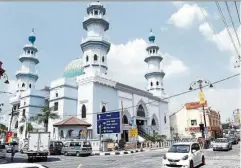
[215,2,240,57]
[224,1,240,47]
[196,1,224,47]
[234,1,241,24]
[2,73,240,117]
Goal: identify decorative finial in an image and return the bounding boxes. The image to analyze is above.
[28,28,36,44]
[148,29,155,43]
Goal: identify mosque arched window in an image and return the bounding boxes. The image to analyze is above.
[102,105,106,113]
[31,51,33,54]
[94,54,98,61]
[22,83,25,88]
[150,82,153,87]
[86,56,89,62]
[27,50,30,54]
[102,56,105,62]
[29,84,32,88]
[153,49,155,53]
[122,115,128,124]
[81,104,86,118]
[150,50,152,54]
[156,81,159,86]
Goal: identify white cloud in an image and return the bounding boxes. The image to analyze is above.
[199,22,241,71]
[172,1,185,8]
[169,4,208,29]
[169,88,241,122]
[107,39,189,89]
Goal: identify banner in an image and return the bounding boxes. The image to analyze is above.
[185,101,208,110]
[5,131,13,143]
[198,91,206,105]
[129,128,138,138]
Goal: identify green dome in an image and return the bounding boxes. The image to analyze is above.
[63,58,84,78]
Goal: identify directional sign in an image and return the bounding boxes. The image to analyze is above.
[97,112,121,134]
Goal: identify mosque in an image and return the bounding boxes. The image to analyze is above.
[8,1,171,142]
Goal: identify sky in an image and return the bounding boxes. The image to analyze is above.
[0,1,240,125]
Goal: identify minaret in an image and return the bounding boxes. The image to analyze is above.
[144,30,165,98]
[16,29,39,92]
[81,1,111,76]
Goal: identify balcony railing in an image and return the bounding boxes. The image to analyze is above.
[81,36,110,43]
[19,53,38,59]
[84,14,109,22]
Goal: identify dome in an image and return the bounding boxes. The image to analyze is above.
[148,29,155,43]
[63,58,84,78]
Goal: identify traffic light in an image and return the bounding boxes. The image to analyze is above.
[199,124,204,132]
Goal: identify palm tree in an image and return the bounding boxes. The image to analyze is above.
[31,106,60,132]
[19,115,34,139]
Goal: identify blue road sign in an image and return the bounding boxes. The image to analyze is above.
[97,112,120,134]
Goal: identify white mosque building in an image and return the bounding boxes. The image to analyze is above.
[8,1,170,142]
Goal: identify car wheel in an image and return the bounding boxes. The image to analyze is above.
[189,160,194,168]
[213,149,215,151]
[76,152,80,157]
[64,152,68,156]
[201,156,205,165]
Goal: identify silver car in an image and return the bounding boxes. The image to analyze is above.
[213,138,232,151]
[62,140,92,156]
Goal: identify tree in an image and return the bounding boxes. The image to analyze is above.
[190,132,196,138]
[31,106,60,132]
[19,115,34,138]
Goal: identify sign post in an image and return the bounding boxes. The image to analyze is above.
[97,112,121,134]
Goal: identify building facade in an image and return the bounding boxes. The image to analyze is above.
[170,101,222,139]
[8,1,170,142]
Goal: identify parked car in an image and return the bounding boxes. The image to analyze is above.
[5,141,19,153]
[162,142,205,168]
[213,138,232,151]
[62,140,92,156]
[0,144,6,158]
[49,141,64,155]
[229,136,238,145]
[0,163,49,168]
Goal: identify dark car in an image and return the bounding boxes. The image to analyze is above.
[49,141,64,155]
[229,136,238,145]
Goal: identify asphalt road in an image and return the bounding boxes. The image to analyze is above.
[0,145,240,168]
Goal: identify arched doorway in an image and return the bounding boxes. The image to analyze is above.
[121,115,129,142]
[122,115,128,124]
[136,104,146,127]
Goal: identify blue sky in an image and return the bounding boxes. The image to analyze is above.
[0,1,240,124]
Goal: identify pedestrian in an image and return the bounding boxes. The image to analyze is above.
[11,144,15,162]
[115,141,119,150]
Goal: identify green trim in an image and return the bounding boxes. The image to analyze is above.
[63,68,84,78]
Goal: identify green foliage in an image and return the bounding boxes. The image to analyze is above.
[144,133,166,142]
[31,106,60,132]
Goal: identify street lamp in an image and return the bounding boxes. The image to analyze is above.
[189,79,213,139]
[1,73,9,84]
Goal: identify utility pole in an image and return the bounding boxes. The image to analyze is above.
[9,107,15,131]
[121,100,125,142]
[189,79,213,139]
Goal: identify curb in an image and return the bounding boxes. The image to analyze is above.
[92,149,145,156]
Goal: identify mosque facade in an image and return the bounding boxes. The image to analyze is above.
[8,1,170,142]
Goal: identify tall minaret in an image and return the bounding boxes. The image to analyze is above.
[144,30,166,98]
[81,1,111,76]
[16,29,39,92]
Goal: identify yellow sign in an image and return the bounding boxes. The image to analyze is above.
[80,130,87,135]
[236,115,240,121]
[129,128,138,138]
[198,91,205,105]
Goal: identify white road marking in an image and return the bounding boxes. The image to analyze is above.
[77,163,82,168]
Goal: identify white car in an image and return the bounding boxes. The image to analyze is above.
[0,144,6,158]
[0,163,49,168]
[213,138,232,151]
[162,142,205,168]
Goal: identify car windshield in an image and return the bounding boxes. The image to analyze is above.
[55,142,63,146]
[168,145,190,153]
[215,139,228,143]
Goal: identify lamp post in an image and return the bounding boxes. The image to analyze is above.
[189,79,213,139]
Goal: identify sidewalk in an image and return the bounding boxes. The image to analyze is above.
[92,147,168,156]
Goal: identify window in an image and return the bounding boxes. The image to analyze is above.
[150,82,153,87]
[81,104,86,118]
[14,121,18,129]
[31,50,33,54]
[191,143,200,151]
[191,120,197,126]
[60,130,64,138]
[94,54,98,61]
[94,10,98,15]
[22,83,25,87]
[102,56,105,62]
[27,50,30,54]
[24,102,26,105]
[153,50,155,53]
[102,105,106,113]
[86,56,89,62]
[137,105,145,117]
[164,115,167,124]
[122,115,128,124]
[13,106,17,111]
[55,92,58,97]
[156,81,159,86]
[29,84,31,88]
[151,118,156,125]
[22,109,26,117]
[150,50,152,54]
[54,102,58,111]
[17,104,20,109]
